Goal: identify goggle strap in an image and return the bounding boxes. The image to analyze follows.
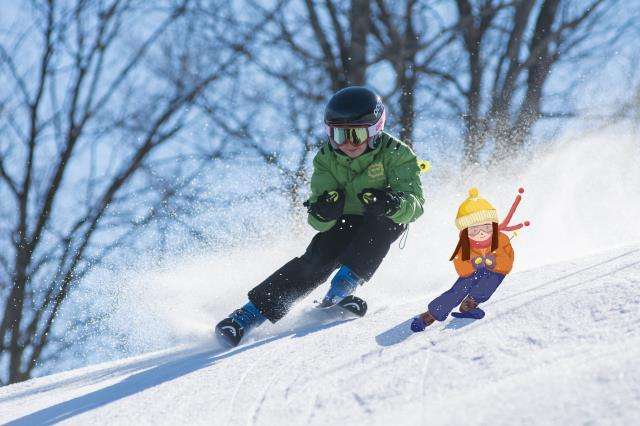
[367,108,386,138]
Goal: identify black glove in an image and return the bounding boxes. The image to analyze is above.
[358,188,402,217]
[303,189,345,222]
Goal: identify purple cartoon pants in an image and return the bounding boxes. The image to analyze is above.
[428,269,505,321]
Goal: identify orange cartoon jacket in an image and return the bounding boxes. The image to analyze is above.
[452,232,514,277]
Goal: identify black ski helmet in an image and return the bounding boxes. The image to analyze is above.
[324,86,386,148]
[324,86,384,126]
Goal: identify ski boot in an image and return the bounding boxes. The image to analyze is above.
[411,311,436,332]
[317,265,364,309]
[215,301,266,348]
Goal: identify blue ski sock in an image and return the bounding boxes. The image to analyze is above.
[230,301,267,330]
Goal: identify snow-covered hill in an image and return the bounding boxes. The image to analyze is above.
[1,244,639,425]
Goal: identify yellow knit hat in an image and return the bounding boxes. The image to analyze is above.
[455,188,499,230]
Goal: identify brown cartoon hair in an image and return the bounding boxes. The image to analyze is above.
[491,222,499,251]
[450,228,470,261]
[450,222,499,261]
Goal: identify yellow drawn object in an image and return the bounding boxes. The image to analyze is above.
[418,159,431,173]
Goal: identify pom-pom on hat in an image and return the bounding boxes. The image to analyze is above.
[455,188,499,230]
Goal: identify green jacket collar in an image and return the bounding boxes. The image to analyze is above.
[330,138,384,173]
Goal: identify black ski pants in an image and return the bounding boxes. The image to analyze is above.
[248,215,405,323]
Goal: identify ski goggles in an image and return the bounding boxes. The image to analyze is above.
[327,127,371,146]
[468,223,493,236]
[325,109,386,146]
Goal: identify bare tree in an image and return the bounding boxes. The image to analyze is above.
[0,0,248,384]
[187,0,354,220]
[417,0,630,165]
[275,0,372,90]
[369,0,456,144]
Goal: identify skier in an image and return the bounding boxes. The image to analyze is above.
[411,187,529,331]
[216,86,425,347]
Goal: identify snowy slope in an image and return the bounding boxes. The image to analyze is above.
[1,244,639,425]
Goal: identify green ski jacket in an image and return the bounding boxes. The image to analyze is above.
[308,132,425,232]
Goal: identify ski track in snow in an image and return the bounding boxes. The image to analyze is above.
[1,245,640,425]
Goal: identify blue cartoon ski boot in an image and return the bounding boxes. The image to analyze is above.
[451,308,485,319]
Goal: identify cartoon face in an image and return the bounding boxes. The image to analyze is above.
[337,140,368,158]
[468,223,493,242]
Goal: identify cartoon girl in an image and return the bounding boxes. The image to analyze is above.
[411,188,528,331]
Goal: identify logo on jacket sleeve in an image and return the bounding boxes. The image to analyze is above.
[367,163,385,180]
